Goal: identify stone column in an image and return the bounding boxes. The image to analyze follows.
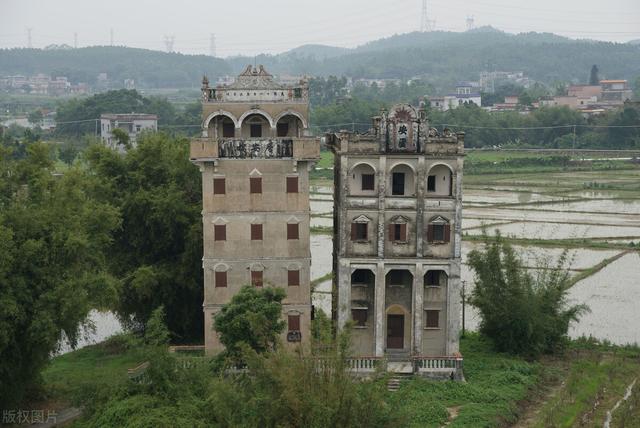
[446,260,462,355]
[374,262,386,356]
[413,263,424,355]
[337,259,351,329]
[416,157,425,257]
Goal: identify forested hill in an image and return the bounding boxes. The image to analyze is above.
[0,46,232,88]
[2,28,639,89]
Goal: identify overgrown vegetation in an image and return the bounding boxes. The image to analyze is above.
[0,143,120,408]
[467,233,588,357]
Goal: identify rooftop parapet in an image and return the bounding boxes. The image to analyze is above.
[326,103,464,156]
[201,65,309,104]
[190,137,319,161]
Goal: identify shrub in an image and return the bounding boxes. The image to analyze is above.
[467,232,588,357]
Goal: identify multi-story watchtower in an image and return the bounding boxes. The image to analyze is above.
[327,104,464,376]
[190,65,319,355]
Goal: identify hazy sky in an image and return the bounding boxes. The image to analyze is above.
[1,0,639,56]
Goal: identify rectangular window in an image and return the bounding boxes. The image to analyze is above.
[250,177,262,194]
[392,172,405,195]
[425,310,440,328]
[213,178,225,195]
[351,309,367,327]
[361,174,375,191]
[288,270,300,286]
[215,271,227,288]
[389,223,407,242]
[288,314,300,331]
[433,224,445,242]
[350,223,368,241]
[251,270,263,287]
[222,122,235,138]
[427,175,436,192]
[250,123,262,138]
[135,124,142,132]
[287,223,299,240]
[427,224,450,243]
[251,224,263,240]
[214,225,226,241]
[277,122,289,137]
[286,176,298,193]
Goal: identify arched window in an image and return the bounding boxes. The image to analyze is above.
[388,164,415,196]
[427,164,454,196]
[349,163,376,195]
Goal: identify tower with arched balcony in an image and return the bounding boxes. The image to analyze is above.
[190,65,319,355]
[327,104,464,378]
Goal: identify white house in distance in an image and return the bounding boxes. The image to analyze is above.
[428,82,482,111]
[100,113,158,150]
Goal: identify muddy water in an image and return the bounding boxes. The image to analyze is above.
[70,182,640,351]
[58,311,123,355]
[466,222,640,240]
[567,253,640,345]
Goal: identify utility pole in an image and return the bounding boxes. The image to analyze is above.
[461,280,466,338]
[209,33,216,57]
[27,27,33,48]
[572,125,577,160]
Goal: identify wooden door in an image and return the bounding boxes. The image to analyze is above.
[387,314,404,349]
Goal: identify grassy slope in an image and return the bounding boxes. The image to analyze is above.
[42,338,146,407]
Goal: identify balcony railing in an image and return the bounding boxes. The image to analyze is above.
[190,137,319,161]
[412,355,464,372]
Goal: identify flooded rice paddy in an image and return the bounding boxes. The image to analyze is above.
[309,169,640,345]
[70,170,639,353]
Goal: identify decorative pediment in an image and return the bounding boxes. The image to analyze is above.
[249,168,262,176]
[287,262,302,271]
[390,215,410,224]
[287,216,301,224]
[213,263,229,272]
[429,215,449,224]
[212,216,228,225]
[352,215,371,224]
[249,262,265,271]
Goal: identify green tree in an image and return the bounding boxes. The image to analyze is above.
[633,76,640,100]
[110,128,130,149]
[0,143,120,407]
[589,64,600,85]
[214,286,286,357]
[467,233,588,357]
[84,133,203,343]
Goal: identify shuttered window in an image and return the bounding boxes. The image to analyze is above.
[251,270,263,287]
[250,177,262,194]
[425,310,440,328]
[286,176,298,193]
[287,223,299,240]
[215,271,227,288]
[288,270,300,286]
[350,223,368,241]
[251,224,263,240]
[213,178,226,195]
[351,309,367,327]
[389,223,407,242]
[427,224,450,243]
[288,315,300,331]
[214,225,226,241]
